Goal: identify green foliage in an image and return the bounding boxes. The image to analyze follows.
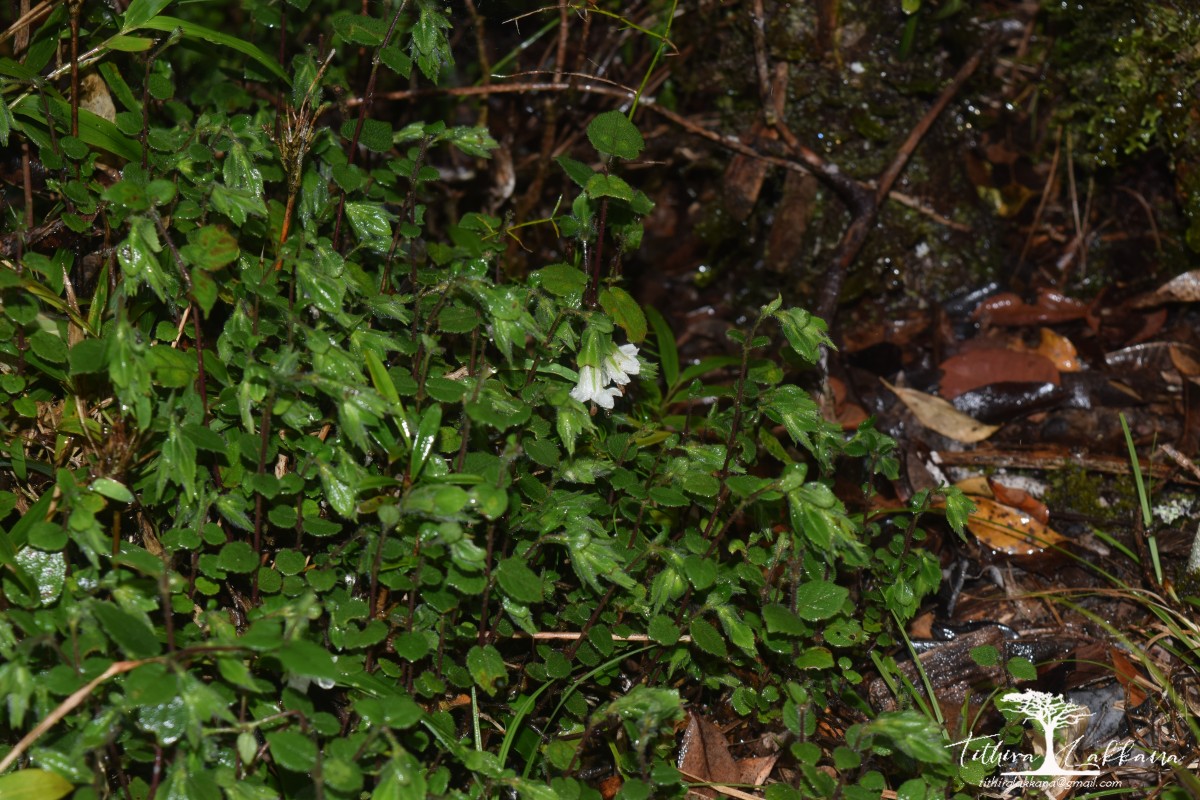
[0,1,972,798]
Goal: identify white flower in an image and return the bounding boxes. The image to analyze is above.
[570,365,622,409]
[601,343,641,386]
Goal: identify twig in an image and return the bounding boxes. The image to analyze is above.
[816,46,985,326]
[0,659,160,774]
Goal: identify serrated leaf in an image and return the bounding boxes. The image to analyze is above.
[340,117,393,153]
[762,603,806,636]
[688,618,727,657]
[495,557,542,604]
[345,202,395,252]
[555,155,596,188]
[598,286,647,343]
[586,110,644,160]
[793,579,848,621]
[180,225,238,270]
[266,729,317,772]
[585,173,635,201]
[93,601,159,658]
[466,644,507,696]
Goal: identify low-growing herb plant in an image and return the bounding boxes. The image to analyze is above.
[0,1,980,798]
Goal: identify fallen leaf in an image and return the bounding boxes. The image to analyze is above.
[1133,269,1200,306]
[939,346,1060,399]
[1033,328,1082,372]
[1169,344,1200,385]
[972,289,1089,326]
[679,713,740,799]
[678,713,777,800]
[882,380,1000,443]
[1109,647,1149,707]
[961,496,1066,555]
[988,477,1050,525]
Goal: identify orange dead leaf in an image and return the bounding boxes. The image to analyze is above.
[987,477,1050,525]
[962,496,1066,555]
[1109,647,1149,707]
[1033,328,1082,372]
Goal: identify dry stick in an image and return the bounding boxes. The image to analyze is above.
[815,47,984,327]
[1017,126,1062,272]
[0,658,160,774]
[359,77,968,230]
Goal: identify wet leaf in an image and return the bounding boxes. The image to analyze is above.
[266,729,317,772]
[883,380,1000,443]
[938,347,1059,400]
[598,286,647,343]
[0,769,74,800]
[960,496,1066,556]
[586,110,644,160]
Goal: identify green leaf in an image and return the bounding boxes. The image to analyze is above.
[1006,656,1037,682]
[410,404,442,479]
[688,618,727,657]
[180,225,239,270]
[598,286,647,343]
[495,557,542,604]
[90,477,134,503]
[93,601,159,658]
[532,263,588,300]
[466,644,507,696]
[265,729,317,772]
[106,34,155,52]
[793,579,848,621]
[969,645,1000,668]
[346,202,395,252]
[585,173,635,202]
[586,110,644,160]
[648,615,679,645]
[134,17,288,82]
[331,12,387,46]
[865,711,951,764]
[555,155,596,188]
[279,638,339,682]
[762,603,807,636]
[0,769,74,800]
[773,307,833,363]
[340,117,393,153]
[218,541,258,573]
[28,330,67,363]
[122,0,174,31]
[646,307,678,388]
[13,96,141,162]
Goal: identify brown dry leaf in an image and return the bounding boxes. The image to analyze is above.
[1034,328,1082,372]
[1169,344,1200,385]
[678,713,776,800]
[939,346,1060,399]
[973,289,1089,326]
[882,380,1000,443]
[1133,269,1200,307]
[680,713,740,799]
[988,477,1050,525]
[598,775,622,800]
[962,496,1066,555]
[1109,647,1149,707]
